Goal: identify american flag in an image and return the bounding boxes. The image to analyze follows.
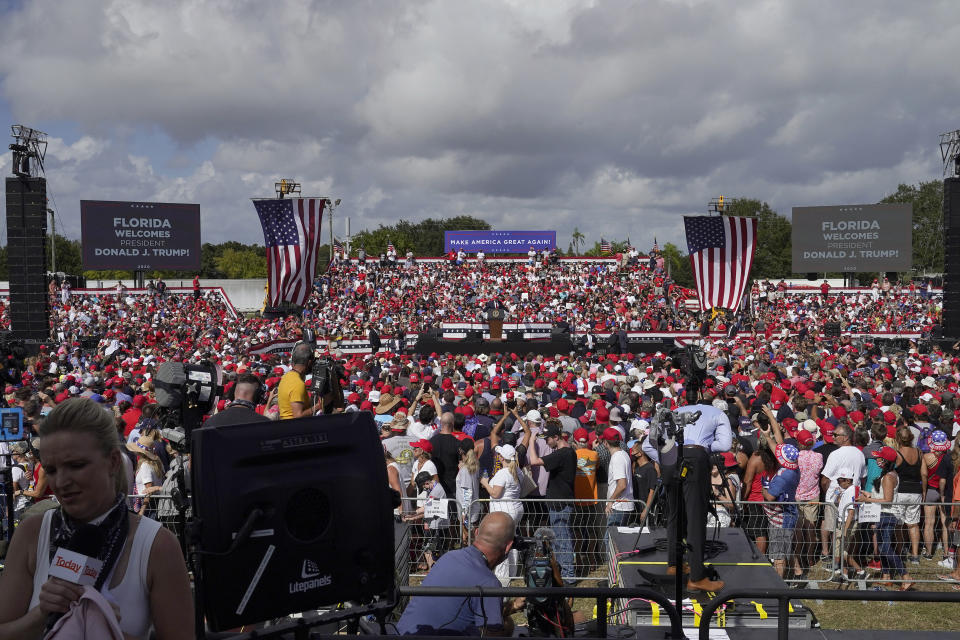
[600,239,611,255]
[684,215,757,312]
[387,242,395,254]
[254,198,327,306]
[333,238,344,255]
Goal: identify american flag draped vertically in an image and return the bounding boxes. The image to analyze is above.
[683,215,758,312]
[254,198,327,307]
[600,239,611,255]
[387,242,395,254]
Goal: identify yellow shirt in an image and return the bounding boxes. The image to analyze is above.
[277,370,309,420]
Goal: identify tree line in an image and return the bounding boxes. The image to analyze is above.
[0,180,943,287]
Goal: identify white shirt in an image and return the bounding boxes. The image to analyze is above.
[407,420,437,441]
[606,449,634,511]
[489,468,523,519]
[412,459,437,481]
[135,464,162,496]
[820,445,866,494]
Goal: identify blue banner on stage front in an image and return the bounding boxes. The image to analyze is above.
[444,230,556,253]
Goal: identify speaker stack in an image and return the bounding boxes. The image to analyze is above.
[5,177,50,342]
[943,178,960,338]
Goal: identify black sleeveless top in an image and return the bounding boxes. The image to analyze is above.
[896,448,923,494]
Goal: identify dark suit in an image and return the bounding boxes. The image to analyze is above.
[369,328,382,353]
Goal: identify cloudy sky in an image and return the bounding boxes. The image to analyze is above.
[1,0,957,251]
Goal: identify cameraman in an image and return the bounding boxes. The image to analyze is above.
[205,373,269,428]
[397,511,523,636]
[642,403,731,592]
[278,343,320,419]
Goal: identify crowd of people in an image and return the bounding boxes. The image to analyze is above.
[0,254,956,637]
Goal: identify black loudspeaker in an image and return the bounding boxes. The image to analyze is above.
[885,272,898,281]
[191,412,395,630]
[943,178,960,337]
[5,177,50,342]
[824,322,841,338]
[807,273,817,281]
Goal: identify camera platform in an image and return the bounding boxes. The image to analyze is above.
[606,526,813,630]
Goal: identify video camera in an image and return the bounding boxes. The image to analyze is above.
[310,355,344,397]
[514,527,574,636]
[153,360,222,447]
[515,527,558,602]
[648,405,702,466]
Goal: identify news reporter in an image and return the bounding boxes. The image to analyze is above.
[0,397,194,640]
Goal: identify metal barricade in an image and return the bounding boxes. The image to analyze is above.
[829,498,960,587]
[733,498,960,587]
[399,496,468,577]
[466,497,647,582]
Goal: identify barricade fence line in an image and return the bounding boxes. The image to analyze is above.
[395,493,959,585]
[5,490,955,587]
[728,498,960,585]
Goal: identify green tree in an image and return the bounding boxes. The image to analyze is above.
[48,236,84,276]
[723,198,792,278]
[571,228,586,255]
[660,242,694,288]
[350,216,492,256]
[879,180,943,276]
[215,247,268,278]
[583,239,630,257]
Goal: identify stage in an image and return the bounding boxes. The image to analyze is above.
[413,334,577,356]
[412,335,680,357]
[606,526,813,630]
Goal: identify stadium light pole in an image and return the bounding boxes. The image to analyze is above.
[941,129,960,176]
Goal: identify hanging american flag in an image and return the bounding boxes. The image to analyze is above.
[600,239,611,255]
[333,238,344,255]
[387,242,395,254]
[254,198,327,306]
[683,215,758,312]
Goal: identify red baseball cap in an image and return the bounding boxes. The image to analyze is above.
[872,446,897,463]
[411,439,433,453]
[796,430,815,446]
[573,427,590,443]
[599,427,621,442]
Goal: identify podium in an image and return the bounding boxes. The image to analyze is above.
[487,308,505,341]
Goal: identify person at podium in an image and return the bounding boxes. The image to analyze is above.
[484,298,507,321]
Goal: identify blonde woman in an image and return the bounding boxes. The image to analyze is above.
[479,444,524,584]
[456,443,481,543]
[480,444,524,525]
[0,397,192,640]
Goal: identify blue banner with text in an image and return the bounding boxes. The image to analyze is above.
[444,230,556,254]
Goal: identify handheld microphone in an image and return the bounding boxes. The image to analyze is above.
[46,524,104,631]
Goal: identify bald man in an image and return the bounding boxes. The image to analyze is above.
[397,512,521,635]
